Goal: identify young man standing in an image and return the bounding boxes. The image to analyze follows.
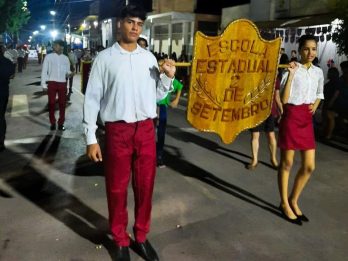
[41,40,72,131]
[0,45,15,152]
[83,5,175,261]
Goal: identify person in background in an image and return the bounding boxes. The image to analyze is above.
[41,40,72,131]
[17,46,25,73]
[322,67,340,139]
[156,59,183,168]
[74,48,83,73]
[246,76,282,170]
[41,46,47,63]
[4,45,18,71]
[278,35,324,225]
[83,5,175,261]
[23,45,29,69]
[137,37,148,49]
[325,61,348,139]
[67,47,77,96]
[37,45,43,64]
[290,50,298,62]
[0,45,16,152]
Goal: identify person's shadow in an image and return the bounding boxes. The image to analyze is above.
[166,124,278,169]
[162,143,283,218]
[5,132,118,260]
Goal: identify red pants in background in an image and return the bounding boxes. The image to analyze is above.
[105,119,156,247]
[47,81,67,125]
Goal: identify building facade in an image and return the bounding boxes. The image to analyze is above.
[221,0,347,78]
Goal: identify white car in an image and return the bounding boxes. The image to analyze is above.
[28,49,38,58]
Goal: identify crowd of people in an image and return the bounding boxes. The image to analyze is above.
[1,3,348,261]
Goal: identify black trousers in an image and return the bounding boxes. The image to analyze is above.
[0,93,9,145]
[17,57,24,72]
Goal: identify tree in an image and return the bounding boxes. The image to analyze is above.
[332,0,348,56]
[0,0,30,35]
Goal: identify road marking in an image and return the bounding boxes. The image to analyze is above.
[179,127,198,132]
[10,95,29,117]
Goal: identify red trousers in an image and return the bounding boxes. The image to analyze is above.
[47,81,67,125]
[105,119,156,246]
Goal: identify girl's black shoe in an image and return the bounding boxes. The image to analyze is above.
[279,205,302,225]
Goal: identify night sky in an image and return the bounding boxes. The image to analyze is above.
[22,0,250,42]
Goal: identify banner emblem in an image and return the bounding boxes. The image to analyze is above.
[187,19,282,143]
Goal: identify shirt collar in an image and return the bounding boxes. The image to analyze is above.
[298,62,315,70]
[113,42,145,55]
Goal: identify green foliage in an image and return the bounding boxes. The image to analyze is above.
[332,0,348,56]
[0,0,30,34]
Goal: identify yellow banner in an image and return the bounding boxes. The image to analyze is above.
[187,19,282,143]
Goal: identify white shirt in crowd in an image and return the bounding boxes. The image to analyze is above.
[83,42,173,145]
[4,49,18,64]
[280,62,324,104]
[41,52,71,89]
[68,51,78,65]
[17,49,26,58]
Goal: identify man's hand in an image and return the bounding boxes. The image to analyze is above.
[162,59,176,78]
[308,104,316,114]
[288,61,299,74]
[87,143,103,162]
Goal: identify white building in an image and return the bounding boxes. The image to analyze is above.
[221,0,347,78]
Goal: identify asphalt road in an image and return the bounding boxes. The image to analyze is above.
[0,60,347,261]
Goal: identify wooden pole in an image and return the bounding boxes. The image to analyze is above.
[174,62,290,68]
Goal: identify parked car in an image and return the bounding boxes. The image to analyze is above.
[28,49,38,59]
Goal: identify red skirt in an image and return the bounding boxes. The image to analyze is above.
[278,104,315,150]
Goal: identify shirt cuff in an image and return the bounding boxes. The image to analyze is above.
[160,73,174,91]
[85,128,98,145]
[317,93,324,100]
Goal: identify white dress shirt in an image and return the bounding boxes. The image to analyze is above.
[83,42,173,145]
[41,52,71,89]
[280,62,324,104]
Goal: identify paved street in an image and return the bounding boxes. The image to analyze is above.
[0,60,347,261]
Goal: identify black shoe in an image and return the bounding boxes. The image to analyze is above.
[133,240,159,261]
[279,205,302,225]
[157,159,166,168]
[58,125,65,131]
[288,199,309,222]
[246,163,258,170]
[296,214,309,222]
[50,124,56,130]
[114,246,130,261]
[0,144,5,152]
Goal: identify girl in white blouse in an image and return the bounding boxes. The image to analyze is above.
[278,35,324,224]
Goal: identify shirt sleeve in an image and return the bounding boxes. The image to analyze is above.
[280,71,289,89]
[41,55,49,89]
[173,78,184,91]
[156,73,173,102]
[316,69,325,100]
[66,57,71,75]
[83,57,104,145]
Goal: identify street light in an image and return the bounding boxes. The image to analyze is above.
[40,25,46,30]
[50,30,58,40]
[33,30,39,35]
[50,10,56,30]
